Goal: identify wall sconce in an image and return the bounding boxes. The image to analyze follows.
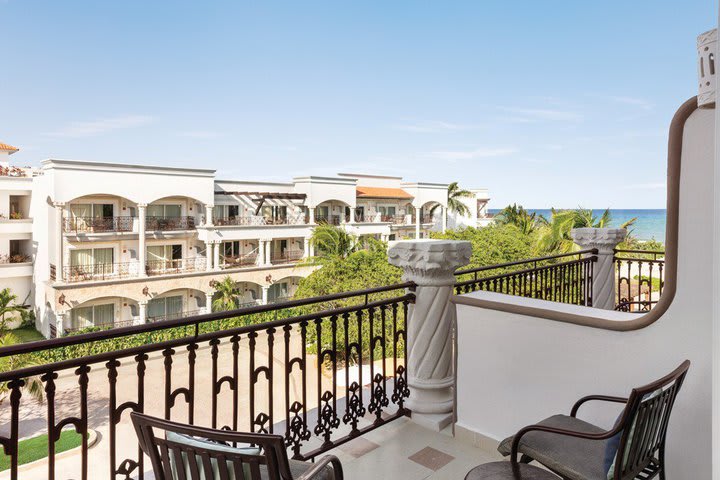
[142,287,149,296]
[58,294,67,306]
[265,274,273,283]
[209,280,218,288]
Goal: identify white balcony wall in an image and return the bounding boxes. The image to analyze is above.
[293,176,357,208]
[453,106,713,478]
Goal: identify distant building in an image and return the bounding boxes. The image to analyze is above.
[0,147,491,338]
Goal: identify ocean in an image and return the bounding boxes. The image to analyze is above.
[488,209,667,242]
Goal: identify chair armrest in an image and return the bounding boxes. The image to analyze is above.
[570,395,628,417]
[296,455,344,480]
[510,423,619,465]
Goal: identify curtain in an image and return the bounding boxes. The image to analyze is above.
[165,205,181,217]
[93,304,114,326]
[71,306,93,329]
[166,296,183,316]
[148,298,165,318]
[147,246,166,262]
[147,205,164,217]
[94,248,114,266]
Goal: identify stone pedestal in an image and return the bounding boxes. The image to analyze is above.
[388,239,472,430]
[570,228,626,310]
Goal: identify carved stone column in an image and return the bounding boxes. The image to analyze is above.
[138,301,148,325]
[205,292,214,314]
[570,228,626,310]
[205,204,214,227]
[55,311,66,337]
[387,239,471,430]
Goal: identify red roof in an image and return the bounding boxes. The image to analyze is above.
[356,186,413,199]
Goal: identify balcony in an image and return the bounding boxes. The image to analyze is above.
[63,318,137,335]
[270,249,304,265]
[145,216,196,231]
[147,308,204,323]
[213,214,307,226]
[57,262,137,283]
[220,252,259,269]
[316,214,342,225]
[63,216,135,233]
[146,257,207,276]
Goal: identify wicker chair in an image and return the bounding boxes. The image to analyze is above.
[497,360,690,480]
[131,412,343,480]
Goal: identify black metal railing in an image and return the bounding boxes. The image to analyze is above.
[146,258,207,276]
[213,215,307,226]
[145,216,196,231]
[454,249,597,306]
[0,283,413,480]
[63,216,135,233]
[62,262,137,283]
[64,319,137,335]
[147,309,204,323]
[614,249,665,312]
[315,215,341,226]
[221,253,259,268]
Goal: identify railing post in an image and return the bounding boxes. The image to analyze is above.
[388,239,471,430]
[570,228,626,310]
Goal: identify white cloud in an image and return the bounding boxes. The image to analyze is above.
[392,120,484,133]
[499,107,582,122]
[426,147,518,161]
[48,115,154,138]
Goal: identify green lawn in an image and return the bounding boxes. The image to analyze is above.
[9,326,45,344]
[0,430,84,471]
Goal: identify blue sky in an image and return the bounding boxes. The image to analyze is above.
[1,1,714,208]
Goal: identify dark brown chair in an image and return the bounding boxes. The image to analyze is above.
[131,412,343,480]
[497,360,690,480]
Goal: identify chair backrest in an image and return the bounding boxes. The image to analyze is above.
[613,360,690,480]
[131,412,294,480]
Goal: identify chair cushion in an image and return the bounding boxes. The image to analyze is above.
[497,414,610,480]
[166,431,261,480]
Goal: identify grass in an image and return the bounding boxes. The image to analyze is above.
[9,326,44,344]
[0,430,85,471]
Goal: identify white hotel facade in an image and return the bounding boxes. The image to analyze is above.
[0,144,491,338]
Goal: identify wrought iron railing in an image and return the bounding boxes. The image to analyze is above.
[315,215,341,226]
[145,216,196,231]
[454,249,597,306]
[614,249,665,312]
[63,216,135,233]
[147,309,204,323]
[64,319,137,335]
[0,283,412,480]
[146,257,207,276]
[213,215,307,226]
[221,252,259,268]
[62,262,137,283]
[270,250,304,265]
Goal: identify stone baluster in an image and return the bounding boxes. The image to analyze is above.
[570,228,626,310]
[388,239,472,430]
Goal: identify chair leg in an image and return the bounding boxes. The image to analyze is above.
[658,445,666,480]
[520,454,533,464]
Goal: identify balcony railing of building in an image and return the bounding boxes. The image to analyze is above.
[63,216,135,233]
[60,262,138,283]
[145,216,196,231]
[453,249,598,307]
[146,257,207,276]
[213,214,307,227]
[221,252,259,269]
[270,249,304,265]
[614,248,666,312]
[0,283,412,480]
[147,309,204,323]
[315,215,341,225]
[64,319,137,335]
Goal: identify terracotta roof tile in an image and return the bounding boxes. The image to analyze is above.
[0,142,18,153]
[356,186,413,199]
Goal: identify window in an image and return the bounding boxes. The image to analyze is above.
[71,303,114,329]
[70,247,114,267]
[223,241,241,257]
[317,206,329,218]
[147,244,182,262]
[268,283,289,302]
[148,295,184,320]
[147,204,181,218]
[70,203,113,219]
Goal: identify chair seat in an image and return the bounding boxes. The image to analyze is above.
[497,415,610,480]
[261,459,334,480]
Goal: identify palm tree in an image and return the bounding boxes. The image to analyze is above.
[309,225,358,260]
[495,204,541,235]
[0,332,43,405]
[535,207,637,254]
[211,276,241,312]
[430,182,475,219]
[0,288,26,332]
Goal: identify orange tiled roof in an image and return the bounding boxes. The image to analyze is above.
[0,142,18,153]
[356,186,413,199]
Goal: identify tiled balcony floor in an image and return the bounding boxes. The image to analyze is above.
[325,417,502,480]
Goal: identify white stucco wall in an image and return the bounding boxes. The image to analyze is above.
[454,106,714,478]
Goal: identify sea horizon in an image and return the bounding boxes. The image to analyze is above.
[488,208,667,242]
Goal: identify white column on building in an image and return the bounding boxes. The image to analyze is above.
[308,207,315,224]
[257,240,266,266]
[55,311,66,337]
[205,292,214,314]
[570,228,627,310]
[388,240,471,431]
[261,286,270,305]
[205,205,214,226]
[53,202,65,281]
[265,240,273,265]
[415,206,421,239]
[441,206,447,233]
[213,240,221,271]
[303,237,311,258]
[205,240,214,271]
[138,301,148,325]
[138,203,147,277]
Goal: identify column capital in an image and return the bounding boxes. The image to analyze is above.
[137,203,148,209]
[388,240,471,286]
[53,201,66,208]
[570,228,626,254]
